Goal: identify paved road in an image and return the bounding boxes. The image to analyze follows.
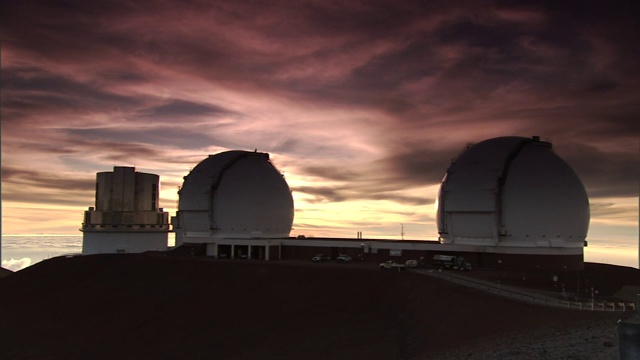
[414,268,635,312]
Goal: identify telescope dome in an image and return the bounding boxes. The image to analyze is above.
[176,151,294,241]
[437,136,589,248]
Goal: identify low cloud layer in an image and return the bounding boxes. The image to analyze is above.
[1,0,638,238]
[2,258,32,272]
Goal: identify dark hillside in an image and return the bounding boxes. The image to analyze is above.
[0,267,12,278]
[0,254,623,360]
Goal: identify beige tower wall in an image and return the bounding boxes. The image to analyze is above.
[82,166,169,255]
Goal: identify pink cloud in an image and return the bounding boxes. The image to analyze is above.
[1,0,638,241]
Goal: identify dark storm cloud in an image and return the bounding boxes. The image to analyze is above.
[556,141,640,199]
[1,166,95,206]
[2,167,95,192]
[590,202,636,220]
[298,157,440,206]
[2,66,143,120]
[375,149,456,185]
[301,143,457,188]
[302,166,362,183]
[66,127,222,151]
[76,140,167,164]
[1,191,91,207]
[139,100,232,118]
[369,193,433,206]
[4,0,635,121]
[300,135,638,202]
[270,8,516,107]
[2,1,144,62]
[1,0,638,235]
[16,141,78,156]
[437,19,513,47]
[305,152,449,186]
[96,70,149,84]
[295,186,348,203]
[294,185,431,206]
[63,95,239,150]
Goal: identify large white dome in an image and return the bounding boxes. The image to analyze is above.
[176,151,294,241]
[437,136,589,248]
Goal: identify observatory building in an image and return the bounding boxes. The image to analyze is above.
[81,166,170,254]
[75,137,588,271]
[170,140,589,270]
[173,150,294,259]
[436,136,589,268]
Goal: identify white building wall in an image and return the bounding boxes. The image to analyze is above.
[281,238,583,255]
[82,232,168,255]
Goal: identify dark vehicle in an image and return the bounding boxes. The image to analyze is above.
[312,254,331,262]
[336,254,352,263]
[432,254,472,271]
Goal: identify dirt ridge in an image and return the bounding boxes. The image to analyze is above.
[0,254,633,359]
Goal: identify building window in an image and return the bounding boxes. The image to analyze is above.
[95,182,99,206]
[151,183,157,211]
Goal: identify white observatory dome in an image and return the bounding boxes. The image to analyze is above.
[437,136,589,248]
[176,151,294,242]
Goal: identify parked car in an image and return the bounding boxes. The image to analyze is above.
[405,259,418,268]
[379,260,404,270]
[312,254,331,262]
[336,254,352,263]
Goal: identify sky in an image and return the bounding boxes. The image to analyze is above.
[1,1,639,256]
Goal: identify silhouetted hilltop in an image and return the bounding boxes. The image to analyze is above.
[0,254,630,360]
[0,267,12,278]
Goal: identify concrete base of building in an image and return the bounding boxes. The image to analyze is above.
[82,231,168,255]
[177,236,584,271]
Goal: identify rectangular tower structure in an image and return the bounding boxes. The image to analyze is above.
[82,166,169,254]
